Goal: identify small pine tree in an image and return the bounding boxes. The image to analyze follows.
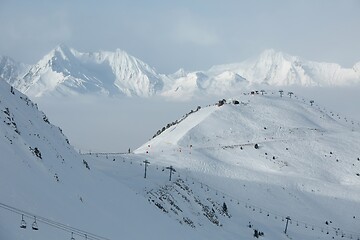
[254,229,259,238]
[253,229,264,238]
[222,202,228,213]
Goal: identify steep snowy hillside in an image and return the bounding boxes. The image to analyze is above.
[0,79,207,240]
[0,56,29,85]
[133,91,360,239]
[17,45,164,97]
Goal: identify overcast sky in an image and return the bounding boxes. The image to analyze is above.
[0,0,359,73]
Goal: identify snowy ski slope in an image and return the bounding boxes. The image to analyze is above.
[1,79,360,239]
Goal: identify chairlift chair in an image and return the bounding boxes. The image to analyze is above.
[32,216,39,230]
[20,214,26,229]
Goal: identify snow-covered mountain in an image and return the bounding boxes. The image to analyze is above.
[162,70,248,100]
[134,91,360,239]
[15,45,164,97]
[208,49,360,86]
[0,56,29,86]
[163,49,360,98]
[1,47,360,98]
[1,79,360,239]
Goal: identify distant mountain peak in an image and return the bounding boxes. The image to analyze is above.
[257,48,298,64]
[46,44,77,63]
[54,43,71,52]
[2,46,360,99]
[259,48,278,56]
[12,46,165,97]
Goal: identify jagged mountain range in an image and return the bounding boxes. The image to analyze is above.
[9,45,165,97]
[1,46,359,98]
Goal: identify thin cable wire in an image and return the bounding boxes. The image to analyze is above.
[0,202,111,240]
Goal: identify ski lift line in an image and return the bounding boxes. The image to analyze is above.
[184,173,288,219]
[115,157,360,239]
[0,202,111,240]
[35,215,107,240]
[180,174,360,238]
[0,203,80,235]
[92,153,359,238]
[81,152,127,156]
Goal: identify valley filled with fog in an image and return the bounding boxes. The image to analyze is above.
[36,86,360,153]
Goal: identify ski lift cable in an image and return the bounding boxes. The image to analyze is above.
[89,154,360,238]
[181,173,360,238]
[146,153,358,239]
[118,156,360,239]
[0,202,111,240]
[0,202,85,237]
[34,217,103,240]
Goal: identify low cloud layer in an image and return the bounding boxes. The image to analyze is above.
[35,86,360,153]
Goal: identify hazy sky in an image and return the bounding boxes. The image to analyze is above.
[0,0,359,73]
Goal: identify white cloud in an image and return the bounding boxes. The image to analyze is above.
[171,15,220,46]
[0,6,71,63]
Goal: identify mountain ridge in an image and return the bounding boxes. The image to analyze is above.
[14,45,164,97]
[1,46,359,98]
